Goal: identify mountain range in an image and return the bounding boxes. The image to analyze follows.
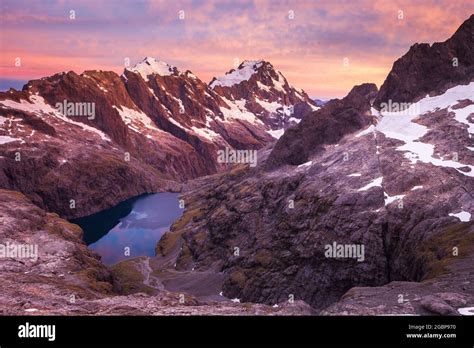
[0,57,316,218]
[0,14,473,315]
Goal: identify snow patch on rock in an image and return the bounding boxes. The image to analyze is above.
[191,126,221,142]
[298,161,312,168]
[0,135,19,144]
[113,105,163,134]
[210,60,263,88]
[267,128,285,139]
[255,99,293,117]
[129,57,175,81]
[449,211,471,222]
[357,177,383,191]
[384,192,405,206]
[220,97,263,124]
[375,83,474,177]
[0,95,110,141]
[458,307,474,315]
[355,125,375,138]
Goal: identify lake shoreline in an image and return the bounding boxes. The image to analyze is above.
[72,192,183,265]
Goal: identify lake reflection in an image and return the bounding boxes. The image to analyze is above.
[72,192,182,265]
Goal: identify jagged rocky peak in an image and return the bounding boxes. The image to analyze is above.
[209,59,267,88]
[210,58,303,95]
[210,59,318,131]
[22,69,124,100]
[374,14,474,107]
[343,83,379,109]
[127,56,179,81]
[451,13,474,45]
[265,83,378,168]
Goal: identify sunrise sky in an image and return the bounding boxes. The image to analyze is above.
[1,0,473,98]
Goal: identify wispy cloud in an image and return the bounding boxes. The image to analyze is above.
[1,0,472,97]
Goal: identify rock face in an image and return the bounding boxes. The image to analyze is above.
[374,14,474,106]
[0,90,178,218]
[162,82,474,312]
[155,17,474,314]
[0,57,313,218]
[322,221,474,315]
[266,83,377,168]
[0,189,314,315]
[210,60,319,131]
[0,188,114,313]
[0,57,320,314]
[122,57,273,155]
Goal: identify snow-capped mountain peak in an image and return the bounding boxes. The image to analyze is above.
[209,59,318,132]
[210,60,265,88]
[128,57,176,81]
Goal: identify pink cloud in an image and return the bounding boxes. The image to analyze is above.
[1,0,473,97]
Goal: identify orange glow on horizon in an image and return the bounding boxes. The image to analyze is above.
[1,1,473,98]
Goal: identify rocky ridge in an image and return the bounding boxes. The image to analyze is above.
[148,15,474,314]
[0,58,313,218]
[210,60,319,132]
[374,14,474,106]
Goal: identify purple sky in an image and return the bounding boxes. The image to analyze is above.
[1,0,473,97]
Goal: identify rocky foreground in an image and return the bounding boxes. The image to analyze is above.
[0,189,313,315]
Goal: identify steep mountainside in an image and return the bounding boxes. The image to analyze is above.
[210,60,319,134]
[374,14,474,106]
[151,16,474,314]
[266,83,378,168]
[0,58,311,218]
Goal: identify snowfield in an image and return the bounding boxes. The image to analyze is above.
[113,105,165,134]
[210,60,263,88]
[219,96,263,124]
[371,82,474,177]
[0,95,110,141]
